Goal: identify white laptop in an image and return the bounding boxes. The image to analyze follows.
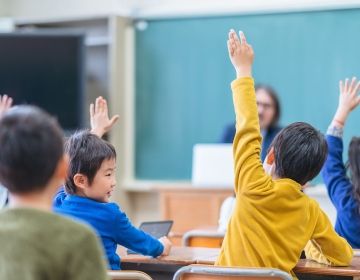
[192,144,234,188]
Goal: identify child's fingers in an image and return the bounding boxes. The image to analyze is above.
[353,81,360,95]
[228,30,234,41]
[349,77,357,92]
[228,30,237,51]
[2,95,8,104]
[2,95,11,109]
[229,38,236,53]
[95,96,102,113]
[103,98,109,115]
[98,96,105,113]
[230,29,236,40]
[89,103,95,118]
[101,98,107,114]
[109,115,120,126]
[227,40,234,56]
[231,30,241,50]
[6,97,12,108]
[239,31,247,46]
[344,78,349,93]
[339,80,344,94]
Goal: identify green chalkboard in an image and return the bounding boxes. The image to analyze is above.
[135,9,360,180]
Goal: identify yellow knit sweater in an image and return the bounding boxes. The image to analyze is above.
[215,77,353,276]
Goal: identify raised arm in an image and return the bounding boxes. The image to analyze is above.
[90,96,119,138]
[321,77,360,208]
[227,30,271,195]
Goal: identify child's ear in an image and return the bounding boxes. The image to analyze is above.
[263,147,276,177]
[266,147,275,165]
[73,173,89,190]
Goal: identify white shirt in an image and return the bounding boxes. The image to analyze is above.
[218,196,236,232]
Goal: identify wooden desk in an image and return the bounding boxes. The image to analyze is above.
[196,251,360,280]
[294,258,360,280]
[119,246,219,280]
[120,246,220,265]
[120,247,360,280]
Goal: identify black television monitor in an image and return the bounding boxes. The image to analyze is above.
[0,32,85,130]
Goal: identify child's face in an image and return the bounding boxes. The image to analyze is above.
[84,158,116,203]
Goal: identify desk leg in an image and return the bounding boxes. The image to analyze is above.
[121,262,182,280]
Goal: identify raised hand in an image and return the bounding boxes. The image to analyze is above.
[0,95,13,118]
[90,96,119,138]
[333,77,360,126]
[227,30,254,78]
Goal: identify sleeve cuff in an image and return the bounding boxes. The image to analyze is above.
[154,240,164,257]
[327,124,344,138]
[304,240,332,265]
[231,77,254,90]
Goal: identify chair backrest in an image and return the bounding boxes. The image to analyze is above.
[108,270,153,280]
[173,265,293,280]
[182,230,224,248]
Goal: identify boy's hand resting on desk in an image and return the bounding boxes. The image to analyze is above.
[227,29,254,78]
[90,96,119,138]
[159,236,172,256]
[333,77,360,127]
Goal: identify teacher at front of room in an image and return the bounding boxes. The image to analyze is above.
[221,84,282,161]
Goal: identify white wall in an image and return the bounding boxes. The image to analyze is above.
[0,0,10,16]
[135,0,360,18]
[5,0,360,20]
[3,0,130,20]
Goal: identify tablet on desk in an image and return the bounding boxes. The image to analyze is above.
[127,220,173,255]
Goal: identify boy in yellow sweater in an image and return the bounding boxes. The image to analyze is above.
[216,30,353,276]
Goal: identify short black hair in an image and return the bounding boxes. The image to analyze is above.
[65,131,116,194]
[255,84,281,127]
[271,122,327,185]
[0,106,64,194]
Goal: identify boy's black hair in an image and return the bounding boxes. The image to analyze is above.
[0,106,64,194]
[270,122,327,186]
[65,131,116,194]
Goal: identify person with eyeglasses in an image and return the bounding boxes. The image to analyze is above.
[221,84,282,162]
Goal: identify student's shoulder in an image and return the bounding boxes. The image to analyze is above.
[2,208,98,244]
[305,196,325,218]
[48,211,98,241]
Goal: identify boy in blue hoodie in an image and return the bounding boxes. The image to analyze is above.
[54,97,172,269]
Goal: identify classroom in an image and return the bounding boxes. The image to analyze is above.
[0,0,360,279]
